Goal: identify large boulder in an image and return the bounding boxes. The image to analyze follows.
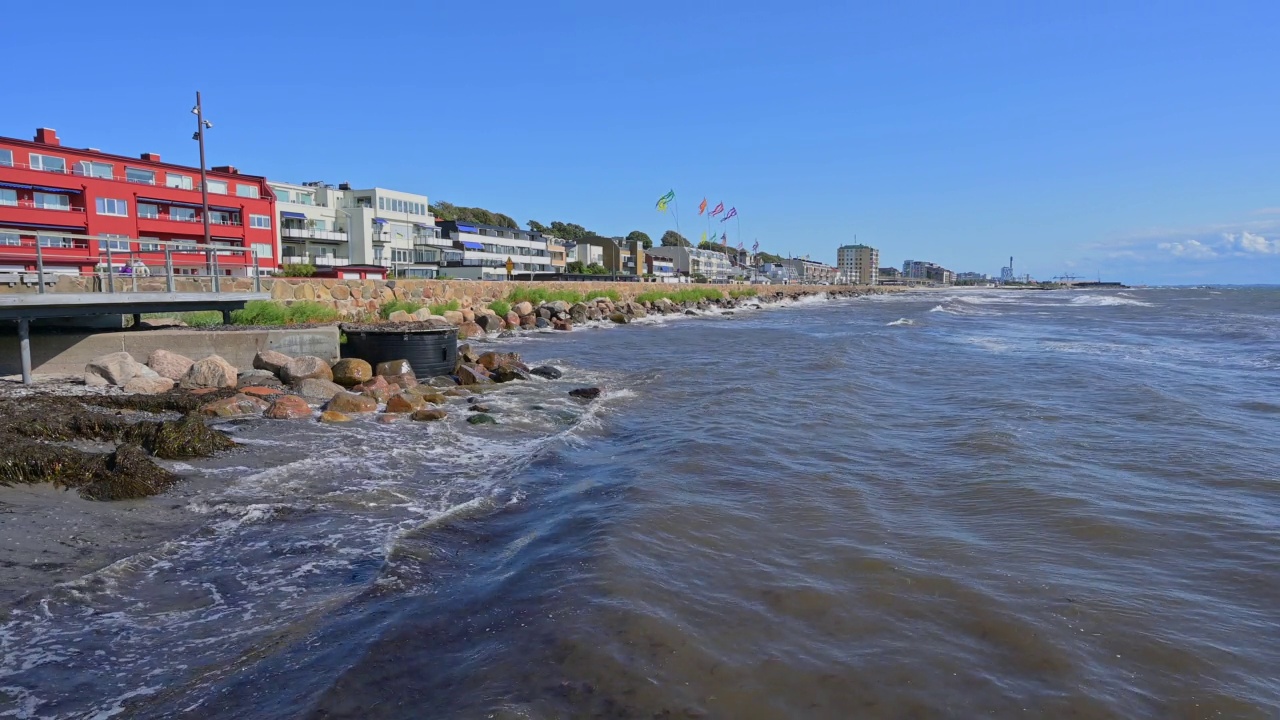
[476,351,526,372]
[546,300,571,315]
[319,410,352,424]
[353,375,393,402]
[85,351,150,387]
[180,355,238,389]
[491,365,532,383]
[147,349,194,381]
[441,310,465,325]
[375,359,413,378]
[569,387,602,400]
[123,376,175,395]
[385,392,427,413]
[200,393,269,418]
[552,318,572,331]
[569,303,589,323]
[410,408,448,422]
[505,311,521,328]
[513,301,534,317]
[466,413,497,425]
[253,349,293,376]
[237,369,281,389]
[331,358,373,387]
[475,313,503,333]
[387,310,414,323]
[291,377,346,402]
[456,365,494,386]
[325,391,378,414]
[264,395,313,420]
[609,312,629,324]
[282,356,333,384]
[457,321,486,339]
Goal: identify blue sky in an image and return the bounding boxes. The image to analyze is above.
[5,1,1278,284]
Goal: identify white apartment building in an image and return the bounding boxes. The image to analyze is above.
[437,220,553,280]
[269,181,443,277]
[837,244,879,285]
[647,245,733,280]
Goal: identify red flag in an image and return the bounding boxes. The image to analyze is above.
[698,198,707,215]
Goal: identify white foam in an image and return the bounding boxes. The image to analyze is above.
[1069,295,1153,307]
[886,318,915,326]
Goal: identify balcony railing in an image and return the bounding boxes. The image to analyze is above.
[281,227,348,241]
[0,199,84,212]
[281,254,351,267]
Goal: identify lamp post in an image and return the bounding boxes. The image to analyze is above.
[192,92,214,288]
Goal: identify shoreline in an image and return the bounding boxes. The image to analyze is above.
[0,285,901,606]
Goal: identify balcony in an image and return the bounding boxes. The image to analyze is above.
[281,254,350,267]
[281,227,348,242]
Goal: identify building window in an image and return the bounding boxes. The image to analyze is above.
[29,154,66,173]
[249,214,271,229]
[392,248,410,263]
[38,235,74,248]
[99,234,131,251]
[138,203,159,219]
[139,237,161,252]
[378,197,385,210]
[208,210,236,225]
[96,198,129,217]
[125,167,156,185]
[204,180,228,195]
[274,188,290,203]
[0,232,20,246]
[0,149,11,167]
[251,243,273,258]
[171,207,197,222]
[0,189,15,207]
[296,193,314,206]
[236,184,259,198]
[75,161,113,179]
[166,173,193,190]
[34,192,70,211]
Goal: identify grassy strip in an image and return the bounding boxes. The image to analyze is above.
[505,287,622,306]
[488,300,511,317]
[429,299,461,315]
[380,299,424,319]
[633,287,727,304]
[145,300,339,327]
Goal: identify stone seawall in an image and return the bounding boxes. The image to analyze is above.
[0,275,889,319]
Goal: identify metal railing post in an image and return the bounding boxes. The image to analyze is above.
[212,249,220,292]
[105,242,115,293]
[252,253,261,292]
[34,241,45,294]
[165,245,174,292]
[131,251,138,292]
[18,318,32,385]
[205,248,213,291]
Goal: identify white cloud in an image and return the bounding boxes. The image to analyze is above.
[1224,231,1280,255]
[1157,239,1218,258]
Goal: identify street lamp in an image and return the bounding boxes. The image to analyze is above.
[192,92,216,289]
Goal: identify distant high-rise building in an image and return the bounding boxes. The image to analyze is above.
[837,244,879,285]
[1000,256,1014,282]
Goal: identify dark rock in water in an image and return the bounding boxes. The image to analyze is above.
[535,317,551,329]
[456,365,494,386]
[375,359,413,378]
[569,303,589,323]
[610,312,630,324]
[552,317,572,331]
[477,351,526,372]
[466,413,497,425]
[721,311,735,315]
[568,387,602,400]
[498,330,518,338]
[684,309,698,316]
[468,404,492,413]
[491,366,532,383]
[530,365,562,380]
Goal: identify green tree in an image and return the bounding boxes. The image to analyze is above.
[756,251,784,265]
[697,240,728,253]
[549,221,591,241]
[660,230,690,247]
[585,263,610,275]
[528,220,548,233]
[566,260,586,274]
[626,230,653,250]
[429,201,518,229]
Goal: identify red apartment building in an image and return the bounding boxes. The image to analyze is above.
[0,127,277,278]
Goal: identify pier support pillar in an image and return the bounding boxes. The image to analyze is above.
[222,309,232,325]
[18,318,31,385]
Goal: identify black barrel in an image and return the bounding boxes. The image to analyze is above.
[341,326,457,378]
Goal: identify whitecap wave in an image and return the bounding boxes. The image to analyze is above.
[1069,295,1153,307]
[886,318,915,326]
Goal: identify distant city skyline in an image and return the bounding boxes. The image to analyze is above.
[6,2,1277,285]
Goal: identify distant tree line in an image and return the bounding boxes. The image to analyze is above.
[429,201,519,229]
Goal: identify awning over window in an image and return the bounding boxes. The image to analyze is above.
[372,218,387,225]
[457,224,477,233]
[461,241,484,251]
[281,211,307,219]
[0,181,76,193]
[136,198,239,213]
[0,221,86,232]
